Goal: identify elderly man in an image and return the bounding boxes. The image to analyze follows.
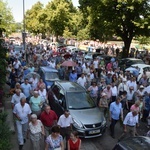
[13,97,31,150]
[11,89,26,109]
[57,110,73,149]
[40,105,58,137]
[118,110,139,141]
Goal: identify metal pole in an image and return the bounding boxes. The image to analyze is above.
[23,0,26,61]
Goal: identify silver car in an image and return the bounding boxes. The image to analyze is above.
[48,81,106,138]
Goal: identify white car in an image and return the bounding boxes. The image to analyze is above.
[66,46,78,53]
[129,64,150,81]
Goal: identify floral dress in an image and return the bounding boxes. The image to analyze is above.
[45,134,63,150]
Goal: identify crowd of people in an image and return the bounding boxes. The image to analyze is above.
[5,40,150,150]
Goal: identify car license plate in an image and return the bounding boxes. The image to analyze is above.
[89,129,100,134]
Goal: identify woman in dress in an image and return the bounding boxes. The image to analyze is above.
[68,131,81,150]
[27,114,45,150]
[45,126,64,150]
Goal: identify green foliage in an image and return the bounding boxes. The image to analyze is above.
[0,0,15,35]
[0,112,11,150]
[79,0,150,57]
[25,1,46,35]
[0,39,7,86]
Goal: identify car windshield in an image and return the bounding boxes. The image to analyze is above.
[45,72,59,80]
[66,92,96,109]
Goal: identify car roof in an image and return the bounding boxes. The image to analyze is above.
[40,66,58,73]
[117,136,150,149]
[131,64,150,68]
[121,58,143,61]
[55,81,85,92]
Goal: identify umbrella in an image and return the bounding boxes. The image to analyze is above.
[61,60,76,67]
[125,67,138,72]
[25,72,40,80]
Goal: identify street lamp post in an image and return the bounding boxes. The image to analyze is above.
[22,0,26,61]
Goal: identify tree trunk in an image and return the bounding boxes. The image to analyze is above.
[122,38,132,58]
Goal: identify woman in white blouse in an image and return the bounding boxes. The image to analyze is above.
[27,114,45,150]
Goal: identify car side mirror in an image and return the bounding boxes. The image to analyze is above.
[59,99,63,105]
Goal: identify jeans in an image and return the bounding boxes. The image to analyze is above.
[110,118,118,136]
[16,121,28,145]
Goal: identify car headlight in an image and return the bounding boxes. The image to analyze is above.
[73,118,83,129]
[101,119,106,127]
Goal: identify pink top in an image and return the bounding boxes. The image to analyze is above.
[130,104,140,112]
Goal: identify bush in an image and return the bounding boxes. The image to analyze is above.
[0,112,11,150]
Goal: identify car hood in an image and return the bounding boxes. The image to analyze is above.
[70,107,104,124]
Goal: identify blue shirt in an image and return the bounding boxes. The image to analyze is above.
[69,73,77,82]
[21,83,31,98]
[145,97,150,111]
[110,102,122,120]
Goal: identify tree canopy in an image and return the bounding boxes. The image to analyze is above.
[79,0,150,57]
[0,0,15,36]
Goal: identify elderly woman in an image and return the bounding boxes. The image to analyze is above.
[27,114,45,150]
[29,91,43,117]
[45,125,64,150]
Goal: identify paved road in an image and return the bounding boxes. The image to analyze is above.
[3,84,148,150]
[10,120,148,150]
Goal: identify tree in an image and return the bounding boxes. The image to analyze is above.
[45,0,73,41]
[0,0,14,36]
[79,0,150,57]
[25,1,46,36]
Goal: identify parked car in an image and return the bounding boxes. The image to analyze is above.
[126,64,150,82]
[84,52,103,60]
[112,136,150,150]
[38,66,60,88]
[118,58,144,70]
[66,46,79,53]
[48,81,106,138]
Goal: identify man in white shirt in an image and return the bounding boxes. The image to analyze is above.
[57,110,73,148]
[118,78,128,96]
[111,82,118,102]
[13,58,21,75]
[93,58,99,71]
[77,73,87,88]
[13,97,31,150]
[11,89,26,109]
[118,110,139,141]
[29,74,38,90]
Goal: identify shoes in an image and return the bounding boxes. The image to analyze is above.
[111,134,115,139]
[19,145,23,150]
[24,139,26,143]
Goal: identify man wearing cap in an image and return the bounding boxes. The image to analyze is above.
[118,110,139,141]
[126,86,135,110]
[118,78,128,96]
[136,85,145,98]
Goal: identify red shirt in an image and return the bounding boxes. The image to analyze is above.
[68,138,81,150]
[40,110,58,127]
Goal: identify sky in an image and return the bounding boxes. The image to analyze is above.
[6,0,79,22]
